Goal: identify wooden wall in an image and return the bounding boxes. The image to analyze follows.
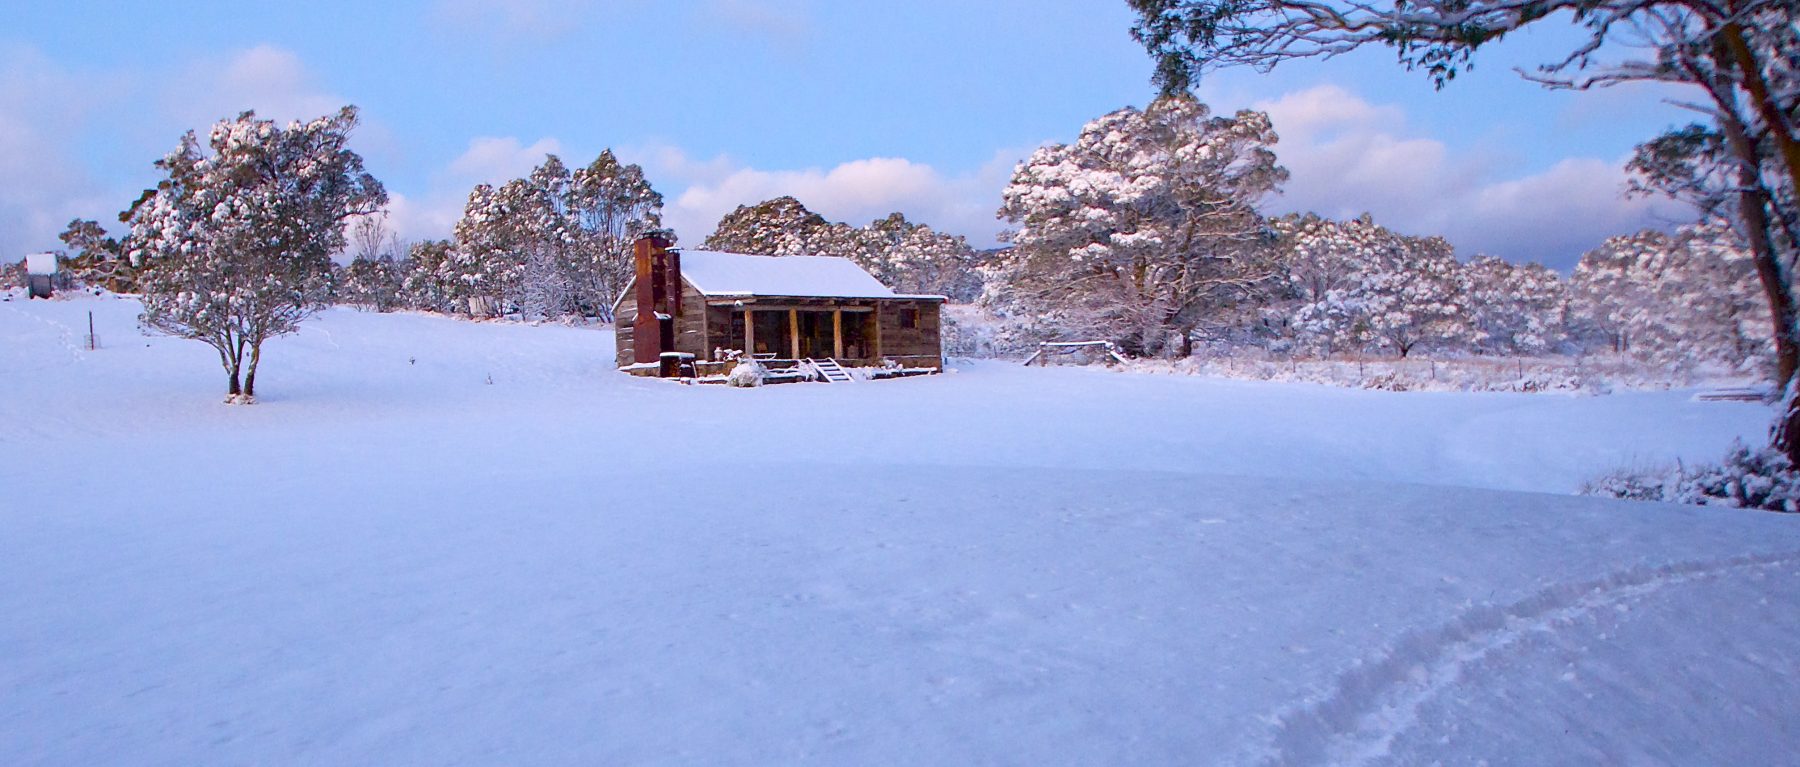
[876,300,942,367]
[614,277,709,368]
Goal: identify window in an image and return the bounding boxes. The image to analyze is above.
[898,307,917,329]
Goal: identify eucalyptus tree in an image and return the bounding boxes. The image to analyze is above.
[127,107,385,402]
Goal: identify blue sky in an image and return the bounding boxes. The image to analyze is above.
[4,0,1699,269]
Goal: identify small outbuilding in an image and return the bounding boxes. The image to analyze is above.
[25,252,56,299]
[615,236,944,377]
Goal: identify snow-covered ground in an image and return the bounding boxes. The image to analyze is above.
[3,294,1797,765]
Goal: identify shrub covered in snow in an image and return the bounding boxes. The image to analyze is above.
[727,358,765,387]
[1582,441,1800,512]
[1580,466,1675,503]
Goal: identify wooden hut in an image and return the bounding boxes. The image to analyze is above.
[615,236,944,377]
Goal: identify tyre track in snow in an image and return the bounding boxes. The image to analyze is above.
[1254,549,1800,767]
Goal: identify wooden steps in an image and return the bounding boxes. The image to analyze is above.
[803,358,854,383]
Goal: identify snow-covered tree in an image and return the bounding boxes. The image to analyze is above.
[1570,225,1771,371]
[853,213,985,300]
[1129,0,1800,459]
[1264,212,1468,357]
[1356,237,1468,358]
[446,152,664,321]
[1630,124,1798,374]
[1569,231,1663,354]
[993,96,1286,356]
[339,255,404,312]
[703,197,986,300]
[1674,225,1775,370]
[568,150,664,320]
[1271,213,1397,355]
[703,196,838,255]
[401,239,455,312]
[516,157,581,321]
[446,160,575,319]
[127,107,386,402]
[445,184,512,317]
[59,218,137,292]
[337,214,406,312]
[1461,256,1567,355]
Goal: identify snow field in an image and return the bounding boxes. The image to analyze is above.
[2,295,1798,765]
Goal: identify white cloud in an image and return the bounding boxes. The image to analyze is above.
[445,136,564,185]
[384,192,464,248]
[167,45,346,127]
[0,45,129,257]
[377,138,1017,249]
[1253,84,1683,269]
[0,43,376,259]
[375,136,567,246]
[645,145,1020,247]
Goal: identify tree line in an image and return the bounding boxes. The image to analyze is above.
[327,187,989,318]
[979,98,1771,378]
[1124,0,1800,481]
[24,97,1776,402]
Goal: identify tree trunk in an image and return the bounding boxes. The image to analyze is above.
[1775,382,1800,465]
[1713,38,1800,391]
[1712,25,1800,464]
[243,338,263,400]
[1721,24,1800,209]
[220,341,242,397]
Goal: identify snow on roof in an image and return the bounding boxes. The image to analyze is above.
[677,250,899,299]
[26,252,56,275]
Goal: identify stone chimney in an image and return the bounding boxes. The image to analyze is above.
[631,235,678,364]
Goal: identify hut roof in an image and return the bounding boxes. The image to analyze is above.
[26,252,57,276]
[678,250,900,299]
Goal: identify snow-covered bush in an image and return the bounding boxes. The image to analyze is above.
[1361,373,1410,392]
[0,259,22,290]
[1581,441,1800,512]
[1671,443,1800,512]
[727,358,765,388]
[1580,466,1674,503]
